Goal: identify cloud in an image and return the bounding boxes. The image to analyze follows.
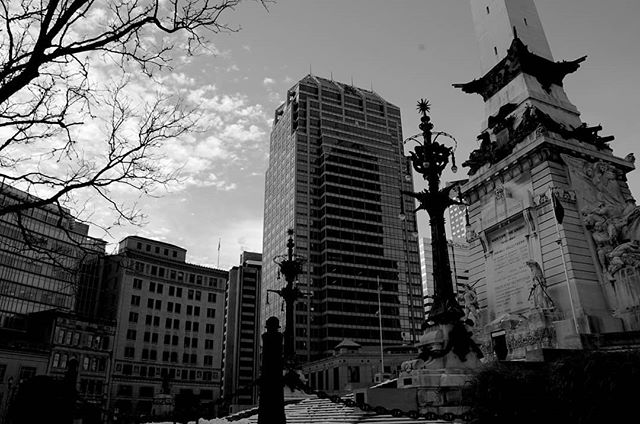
[263,77,275,86]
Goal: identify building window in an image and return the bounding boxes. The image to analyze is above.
[118,384,133,396]
[192,322,199,332]
[185,321,191,331]
[147,298,154,308]
[157,283,163,294]
[176,287,183,297]
[203,356,213,366]
[184,337,190,348]
[169,286,175,296]
[149,282,156,292]
[167,302,173,313]
[124,347,135,358]
[207,293,216,303]
[129,312,139,323]
[165,318,172,329]
[172,251,177,258]
[145,315,152,325]
[131,295,140,306]
[142,349,149,360]
[144,331,151,342]
[195,291,201,301]
[172,335,179,346]
[152,333,159,344]
[155,300,162,310]
[133,279,142,290]
[205,339,214,350]
[206,308,215,318]
[175,304,181,314]
[164,334,171,345]
[173,320,180,330]
[194,307,200,317]
[153,316,160,326]
[205,324,214,334]
[126,330,137,340]
[348,366,360,383]
[188,290,194,300]
[187,305,193,315]
[52,354,60,368]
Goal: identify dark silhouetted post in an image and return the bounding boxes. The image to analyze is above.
[257,317,286,424]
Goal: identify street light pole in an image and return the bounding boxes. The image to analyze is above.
[271,229,306,367]
[405,99,465,326]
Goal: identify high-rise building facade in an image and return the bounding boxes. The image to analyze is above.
[102,236,227,417]
[262,75,423,362]
[222,251,262,412]
[0,183,106,329]
[419,238,470,315]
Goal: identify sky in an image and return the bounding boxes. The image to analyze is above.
[85,0,640,270]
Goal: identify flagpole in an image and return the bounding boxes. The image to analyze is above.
[551,188,580,334]
[377,276,385,378]
[217,238,221,268]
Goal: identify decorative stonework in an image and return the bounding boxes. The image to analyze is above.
[453,37,586,101]
[463,104,614,176]
[562,154,640,280]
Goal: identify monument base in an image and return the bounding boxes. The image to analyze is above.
[396,324,482,415]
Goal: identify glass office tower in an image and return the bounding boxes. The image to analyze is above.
[262,75,422,362]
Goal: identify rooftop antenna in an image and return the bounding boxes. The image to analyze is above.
[351,75,354,86]
[309,63,313,76]
[330,71,333,81]
[370,81,374,91]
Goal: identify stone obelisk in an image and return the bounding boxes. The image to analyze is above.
[456,0,639,359]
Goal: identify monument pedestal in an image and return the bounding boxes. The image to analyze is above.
[398,324,482,416]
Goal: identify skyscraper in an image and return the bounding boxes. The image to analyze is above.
[262,75,422,362]
[0,183,106,329]
[222,252,262,411]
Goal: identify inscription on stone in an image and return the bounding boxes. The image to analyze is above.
[488,223,530,316]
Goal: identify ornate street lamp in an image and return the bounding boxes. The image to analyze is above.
[404,99,465,325]
[270,228,307,366]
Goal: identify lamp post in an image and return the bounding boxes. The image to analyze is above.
[404,99,465,326]
[270,229,306,367]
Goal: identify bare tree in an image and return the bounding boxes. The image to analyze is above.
[0,0,264,222]
[0,0,266,301]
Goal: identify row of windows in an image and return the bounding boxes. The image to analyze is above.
[133,278,219,303]
[52,353,107,373]
[115,363,218,381]
[130,295,215,317]
[55,328,109,350]
[132,261,223,288]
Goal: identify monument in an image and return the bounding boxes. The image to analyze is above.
[456,0,639,359]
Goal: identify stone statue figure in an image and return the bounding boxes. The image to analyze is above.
[525,260,554,310]
[458,283,480,326]
[561,154,640,279]
[607,240,640,276]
